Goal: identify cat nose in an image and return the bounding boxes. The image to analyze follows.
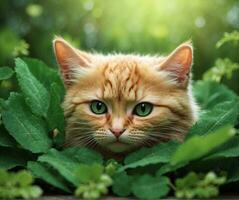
[110,128,126,138]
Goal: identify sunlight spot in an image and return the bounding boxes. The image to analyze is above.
[195,17,206,28]
[83,0,94,11]
[227,3,239,28]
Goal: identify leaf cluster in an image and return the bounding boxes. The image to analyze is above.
[74,164,113,200]
[174,171,226,199]
[0,169,42,199]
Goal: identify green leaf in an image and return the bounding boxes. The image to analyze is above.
[187,100,239,138]
[75,164,104,183]
[23,57,65,100]
[156,162,185,176]
[203,59,239,83]
[15,58,50,117]
[1,93,52,153]
[174,172,225,199]
[63,147,103,165]
[15,170,33,187]
[27,161,71,192]
[19,186,43,199]
[38,148,103,186]
[171,125,235,165]
[0,147,34,169]
[205,136,239,160]
[193,81,238,110]
[216,31,239,48]
[46,83,65,146]
[119,141,179,171]
[0,126,17,147]
[112,171,133,197]
[0,67,14,80]
[132,175,170,199]
[0,169,42,199]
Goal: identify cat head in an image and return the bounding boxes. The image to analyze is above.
[53,37,198,154]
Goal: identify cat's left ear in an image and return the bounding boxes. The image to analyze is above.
[159,41,193,88]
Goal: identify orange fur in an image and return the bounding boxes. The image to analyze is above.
[53,37,199,155]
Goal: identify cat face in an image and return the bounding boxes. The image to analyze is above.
[53,38,198,154]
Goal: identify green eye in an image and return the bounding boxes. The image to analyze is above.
[90,100,108,114]
[133,102,153,117]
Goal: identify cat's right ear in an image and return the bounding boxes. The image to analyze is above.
[53,37,91,87]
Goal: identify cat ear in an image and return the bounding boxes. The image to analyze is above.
[159,41,193,88]
[53,37,91,86]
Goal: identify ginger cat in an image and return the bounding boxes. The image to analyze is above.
[53,37,198,155]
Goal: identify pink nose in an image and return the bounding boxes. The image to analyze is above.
[110,128,126,138]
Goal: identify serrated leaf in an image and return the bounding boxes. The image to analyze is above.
[1,93,52,153]
[38,148,103,186]
[0,66,14,80]
[112,171,133,197]
[63,147,103,165]
[27,161,71,192]
[15,58,50,117]
[23,57,65,100]
[132,175,169,199]
[0,147,34,169]
[187,100,239,138]
[171,125,235,165]
[193,81,238,110]
[119,141,179,171]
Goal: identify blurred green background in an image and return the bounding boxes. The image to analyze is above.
[0,0,239,94]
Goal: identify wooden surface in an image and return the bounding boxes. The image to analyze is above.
[33,196,239,200]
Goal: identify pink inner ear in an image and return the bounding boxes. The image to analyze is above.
[53,38,91,86]
[54,41,72,82]
[178,47,192,73]
[160,44,193,87]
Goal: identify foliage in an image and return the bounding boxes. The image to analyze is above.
[0,169,42,199]
[74,164,113,200]
[216,31,239,48]
[12,40,29,57]
[174,172,226,199]
[171,126,235,165]
[0,67,14,81]
[203,58,239,82]
[15,58,50,117]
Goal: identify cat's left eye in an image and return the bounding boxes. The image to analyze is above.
[133,102,153,117]
[90,100,108,115]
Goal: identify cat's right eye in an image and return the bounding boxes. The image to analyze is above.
[133,102,153,117]
[90,100,108,115]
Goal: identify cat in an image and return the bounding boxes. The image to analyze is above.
[53,37,198,155]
